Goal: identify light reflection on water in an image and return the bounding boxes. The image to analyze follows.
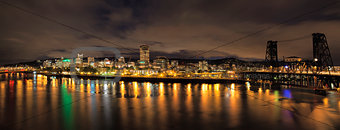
[0,73,340,129]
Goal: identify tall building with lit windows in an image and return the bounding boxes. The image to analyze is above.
[139,45,149,62]
[116,56,126,68]
[152,56,169,70]
[75,53,84,67]
[138,45,150,68]
[199,60,209,71]
[88,57,95,67]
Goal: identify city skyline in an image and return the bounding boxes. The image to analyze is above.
[1,1,340,129]
[1,0,340,65]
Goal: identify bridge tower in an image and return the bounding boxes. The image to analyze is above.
[312,33,334,71]
[265,40,278,67]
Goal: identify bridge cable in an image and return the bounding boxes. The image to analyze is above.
[190,1,338,59]
[0,1,139,55]
[277,34,311,43]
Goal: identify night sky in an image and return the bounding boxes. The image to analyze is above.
[1,0,340,65]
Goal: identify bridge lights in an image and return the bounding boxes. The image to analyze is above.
[328,66,332,71]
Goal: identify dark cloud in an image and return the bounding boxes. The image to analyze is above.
[120,48,237,60]
[1,0,340,65]
[141,41,163,46]
[77,34,97,40]
[50,49,68,53]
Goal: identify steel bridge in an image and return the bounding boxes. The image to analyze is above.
[241,71,340,90]
[265,33,334,72]
[244,33,339,90]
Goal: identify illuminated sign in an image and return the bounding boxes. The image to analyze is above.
[62,59,71,62]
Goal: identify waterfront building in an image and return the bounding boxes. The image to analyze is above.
[62,58,71,68]
[140,45,149,62]
[97,61,105,68]
[153,56,169,71]
[127,62,135,68]
[171,60,178,66]
[138,45,150,69]
[89,62,95,67]
[75,53,83,67]
[170,60,179,71]
[104,58,112,67]
[55,59,63,68]
[88,57,95,67]
[43,60,52,68]
[118,56,125,63]
[116,56,126,68]
[51,63,56,68]
[284,56,302,62]
[198,60,209,71]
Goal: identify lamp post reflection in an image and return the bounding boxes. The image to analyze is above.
[61,83,74,130]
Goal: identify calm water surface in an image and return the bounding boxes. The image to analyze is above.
[1,73,340,130]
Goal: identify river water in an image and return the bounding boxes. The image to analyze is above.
[1,73,340,130]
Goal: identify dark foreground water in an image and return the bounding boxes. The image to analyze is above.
[1,73,340,130]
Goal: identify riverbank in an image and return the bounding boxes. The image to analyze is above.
[35,72,245,84]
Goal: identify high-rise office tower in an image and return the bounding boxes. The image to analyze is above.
[75,53,84,67]
[138,45,150,69]
[139,45,149,63]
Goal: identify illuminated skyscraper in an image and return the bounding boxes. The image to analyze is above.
[139,45,149,63]
[75,53,84,67]
[138,45,150,68]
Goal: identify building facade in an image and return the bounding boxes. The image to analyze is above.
[138,45,150,69]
